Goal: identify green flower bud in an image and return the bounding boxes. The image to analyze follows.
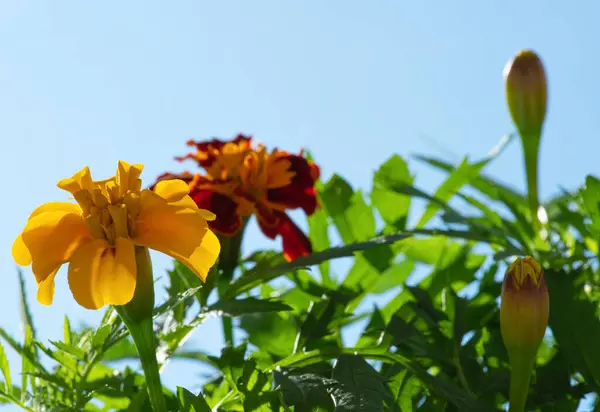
[500,256,549,412]
[504,50,548,140]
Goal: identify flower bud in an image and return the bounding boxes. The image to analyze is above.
[500,256,549,412]
[504,50,548,140]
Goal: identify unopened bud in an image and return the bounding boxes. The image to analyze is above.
[500,256,549,412]
[504,50,548,140]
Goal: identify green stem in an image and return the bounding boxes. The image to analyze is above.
[217,220,247,346]
[523,137,540,231]
[507,349,536,412]
[117,312,167,412]
[113,247,166,412]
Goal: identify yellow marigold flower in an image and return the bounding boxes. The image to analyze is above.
[12,161,220,310]
[500,256,549,412]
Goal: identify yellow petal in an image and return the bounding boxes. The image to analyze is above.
[28,202,81,220]
[67,238,137,310]
[67,239,105,309]
[57,166,94,195]
[96,237,137,306]
[12,235,32,266]
[117,160,144,196]
[13,202,82,267]
[154,179,190,202]
[19,210,91,283]
[134,194,220,281]
[37,269,59,306]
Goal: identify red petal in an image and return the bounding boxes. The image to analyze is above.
[177,134,253,168]
[190,188,242,236]
[257,210,312,262]
[267,155,319,215]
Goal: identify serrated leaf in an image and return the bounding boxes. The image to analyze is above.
[0,342,11,392]
[417,157,486,228]
[545,269,600,391]
[50,340,87,360]
[177,386,211,412]
[224,232,412,299]
[92,324,112,349]
[274,371,336,410]
[371,155,413,229]
[207,298,293,317]
[63,316,72,346]
[330,354,391,411]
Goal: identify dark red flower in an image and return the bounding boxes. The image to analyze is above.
[156,135,320,261]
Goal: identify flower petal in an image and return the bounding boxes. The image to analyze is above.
[57,166,94,195]
[257,211,312,261]
[17,209,91,283]
[154,179,191,202]
[190,189,241,235]
[266,155,319,215]
[37,269,59,306]
[67,238,136,309]
[12,235,32,266]
[13,202,82,267]
[67,239,105,309]
[134,192,220,281]
[96,237,137,306]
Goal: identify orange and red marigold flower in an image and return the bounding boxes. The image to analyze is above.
[154,134,321,261]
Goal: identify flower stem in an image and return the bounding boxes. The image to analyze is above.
[523,137,540,231]
[507,348,536,412]
[119,314,167,412]
[113,247,167,412]
[217,221,247,346]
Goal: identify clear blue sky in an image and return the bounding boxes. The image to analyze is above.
[1,1,598,410]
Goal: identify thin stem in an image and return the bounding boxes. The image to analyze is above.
[118,313,167,412]
[217,221,247,346]
[523,138,540,231]
[507,349,536,412]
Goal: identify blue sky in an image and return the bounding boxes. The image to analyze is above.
[0,1,598,410]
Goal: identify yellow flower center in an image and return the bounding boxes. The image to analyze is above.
[59,162,144,246]
[507,256,543,290]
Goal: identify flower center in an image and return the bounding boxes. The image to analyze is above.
[73,178,142,246]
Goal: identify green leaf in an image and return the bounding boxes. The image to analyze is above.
[21,325,35,400]
[321,175,376,243]
[92,325,112,349]
[177,387,211,412]
[330,354,392,411]
[0,342,11,392]
[414,134,524,207]
[207,298,293,317]
[240,312,296,358]
[17,270,37,365]
[580,175,600,236]
[224,232,412,299]
[545,269,600,391]
[63,316,72,346]
[49,340,87,360]
[416,157,486,228]
[371,155,413,229]
[274,371,336,410]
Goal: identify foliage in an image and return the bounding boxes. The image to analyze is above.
[2,135,599,411]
